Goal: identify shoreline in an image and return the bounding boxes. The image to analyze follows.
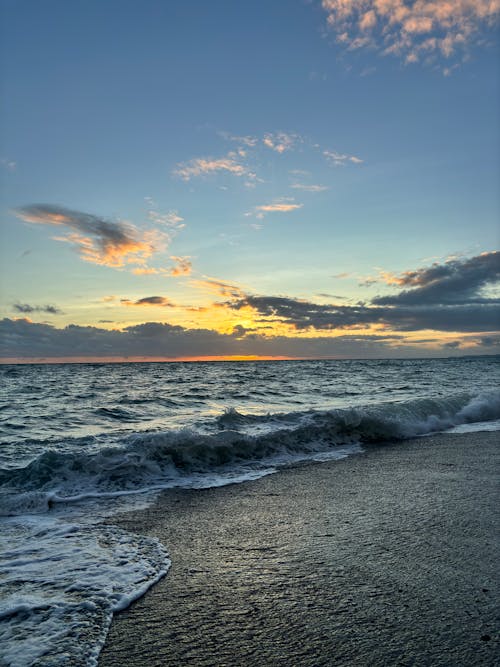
[99,432,499,666]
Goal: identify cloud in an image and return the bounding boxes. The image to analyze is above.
[190,278,246,299]
[291,183,330,192]
[247,199,303,219]
[169,256,192,277]
[1,158,16,171]
[226,294,500,333]
[255,202,303,213]
[12,303,61,315]
[321,0,500,68]
[442,340,461,348]
[372,251,500,305]
[2,317,497,361]
[131,267,165,276]
[148,209,184,228]
[218,131,258,147]
[323,150,363,166]
[130,256,192,277]
[15,204,167,269]
[221,252,500,333]
[173,152,253,181]
[120,296,175,307]
[262,132,299,153]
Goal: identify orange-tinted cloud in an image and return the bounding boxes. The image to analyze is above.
[130,256,192,277]
[169,256,192,276]
[256,203,303,213]
[16,204,167,269]
[190,277,246,299]
[131,267,164,276]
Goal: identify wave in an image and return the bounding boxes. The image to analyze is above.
[95,406,145,421]
[1,391,499,516]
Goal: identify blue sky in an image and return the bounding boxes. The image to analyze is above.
[1,0,499,360]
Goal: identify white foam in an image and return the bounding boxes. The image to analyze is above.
[0,516,170,666]
[447,419,500,434]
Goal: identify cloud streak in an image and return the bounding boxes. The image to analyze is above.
[120,296,175,307]
[323,150,363,166]
[255,202,303,214]
[15,205,167,269]
[291,183,329,192]
[173,152,253,181]
[12,303,61,315]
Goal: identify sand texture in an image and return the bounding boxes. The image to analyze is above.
[99,432,499,666]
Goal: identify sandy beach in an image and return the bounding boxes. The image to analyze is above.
[99,432,499,666]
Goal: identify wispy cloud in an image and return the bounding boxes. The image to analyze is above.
[131,267,165,276]
[291,183,329,192]
[173,152,254,181]
[323,150,363,166]
[13,303,61,315]
[130,256,192,277]
[190,278,246,299]
[143,198,185,239]
[169,256,192,276]
[120,296,175,307]
[321,0,500,68]
[256,202,303,213]
[218,131,258,147]
[15,204,167,269]
[148,209,184,228]
[262,132,299,153]
[246,199,303,219]
[1,158,16,171]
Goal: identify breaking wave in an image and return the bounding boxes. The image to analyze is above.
[2,390,499,517]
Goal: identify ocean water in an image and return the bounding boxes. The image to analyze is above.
[1,357,499,665]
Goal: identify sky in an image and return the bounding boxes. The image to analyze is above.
[0,0,499,361]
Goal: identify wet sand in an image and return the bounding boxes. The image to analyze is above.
[99,432,499,666]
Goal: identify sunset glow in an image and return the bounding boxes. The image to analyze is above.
[1,1,498,361]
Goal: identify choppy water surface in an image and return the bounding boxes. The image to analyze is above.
[1,357,499,665]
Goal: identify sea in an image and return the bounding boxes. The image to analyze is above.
[1,357,499,666]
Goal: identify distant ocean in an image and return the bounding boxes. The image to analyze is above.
[1,357,499,666]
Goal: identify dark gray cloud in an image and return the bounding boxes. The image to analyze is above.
[373,252,500,306]
[13,303,61,315]
[224,252,500,333]
[120,296,174,307]
[475,335,500,347]
[1,317,498,361]
[1,318,485,361]
[227,295,500,333]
